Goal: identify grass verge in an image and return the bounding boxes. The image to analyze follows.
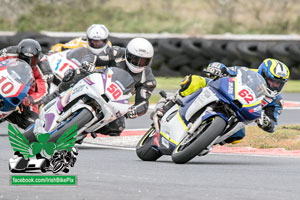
[226,125,300,150]
[130,78,300,104]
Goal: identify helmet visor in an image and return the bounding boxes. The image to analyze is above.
[19,53,38,67]
[266,77,286,93]
[88,39,108,49]
[126,51,152,67]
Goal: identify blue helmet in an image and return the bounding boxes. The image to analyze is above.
[257,58,289,97]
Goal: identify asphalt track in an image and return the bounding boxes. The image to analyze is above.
[1,140,300,200]
[0,93,299,200]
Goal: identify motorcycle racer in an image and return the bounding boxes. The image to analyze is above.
[0,39,53,129]
[82,37,156,137]
[170,58,289,144]
[42,37,156,138]
[50,24,112,53]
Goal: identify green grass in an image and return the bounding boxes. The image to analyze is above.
[129,78,300,104]
[282,80,300,93]
[155,77,183,91]
[226,125,300,150]
[130,94,162,104]
[2,0,300,34]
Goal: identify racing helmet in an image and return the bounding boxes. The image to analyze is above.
[17,39,41,67]
[257,58,289,97]
[125,38,154,73]
[86,24,109,55]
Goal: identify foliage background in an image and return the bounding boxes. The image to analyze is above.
[1,0,300,34]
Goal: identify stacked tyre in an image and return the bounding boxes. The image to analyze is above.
[4,33,300,79]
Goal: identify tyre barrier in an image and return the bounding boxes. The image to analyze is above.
[3,32,300,79]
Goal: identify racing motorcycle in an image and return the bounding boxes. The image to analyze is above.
[46,47,105,94]
[23,66,134,144]
[46,48,81,93]
[136,68,268,164]
[0,58,33,121]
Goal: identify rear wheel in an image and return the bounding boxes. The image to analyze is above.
[171,116,226,164]
[136,127,162,161]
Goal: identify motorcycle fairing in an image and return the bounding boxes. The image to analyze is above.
[0,59,32,117]
[47,50,80,80]
[178,89,202,124]
[183,87,219,122]
[209,76,263,122]
[200,110,228,125]
[156,105,188,154]
[155,130,178,155]
[40,68,132,133]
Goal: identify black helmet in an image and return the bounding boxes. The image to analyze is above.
[17,39,41,67]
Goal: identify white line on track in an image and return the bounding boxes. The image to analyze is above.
[79,143,300,159]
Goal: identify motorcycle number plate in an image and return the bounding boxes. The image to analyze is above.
[0,73,23,98]
[54,58,79,79]
[237,86,256,105]
[107,82,123,100]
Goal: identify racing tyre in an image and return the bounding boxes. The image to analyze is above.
[172,116,226,164]
[158,39,183,58]
[49,108,93,143]
[167,55,191,70]
[136,127,162,161]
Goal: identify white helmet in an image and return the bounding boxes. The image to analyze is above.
[125,38,154,73]
[86,24,109,55]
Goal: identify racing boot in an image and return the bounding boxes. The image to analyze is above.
[219,129,245,145]
[75,131,88,144]
[96,117,125,136]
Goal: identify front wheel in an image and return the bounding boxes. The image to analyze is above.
[171,116,226,164]
[49,108,93,143]
[136,127,162,161]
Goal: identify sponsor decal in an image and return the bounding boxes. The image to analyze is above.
[228,82,234,94]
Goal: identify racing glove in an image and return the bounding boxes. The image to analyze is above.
[81,61,96,73]
[23,96,35,106]
[204,62,230,79]
[126,106,138,119]
[255,111,275,133]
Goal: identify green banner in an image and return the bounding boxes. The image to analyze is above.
[11,175,77,186]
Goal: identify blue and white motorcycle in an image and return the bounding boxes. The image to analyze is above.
[0,58,33,121]
[136,68,268,164]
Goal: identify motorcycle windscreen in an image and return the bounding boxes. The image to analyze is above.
[234,68,266,121]
[5,59,33,85]
[110,67,135,94]
[66,47,90,62]
[0,59,33,112]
